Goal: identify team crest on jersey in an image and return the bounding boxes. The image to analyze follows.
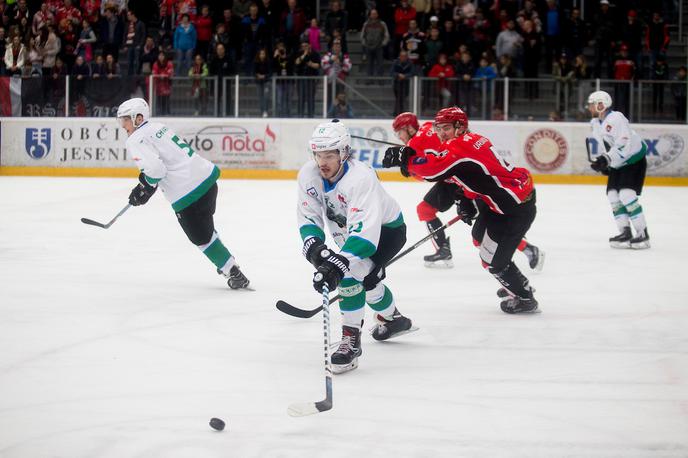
[25,128,52,159]
[306,187,318,198]
[337,193,347,205]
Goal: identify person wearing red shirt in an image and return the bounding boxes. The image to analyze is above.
[393,0,416,53]
[383,107,540,314]
[56,0,82,29]
[194,4,213,59]
[427,53,455,106]
[613,44,634,114]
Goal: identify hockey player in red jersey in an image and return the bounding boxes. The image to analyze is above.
[384,107,540,313]
[385,111,544,272]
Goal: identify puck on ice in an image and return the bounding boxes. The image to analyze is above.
[209,417,225,431]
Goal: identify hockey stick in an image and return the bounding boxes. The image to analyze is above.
[585,138,594,163]
[276,215,462,318]
[287,284,333,417]
[81,204,132,229]
[350,134,403,147]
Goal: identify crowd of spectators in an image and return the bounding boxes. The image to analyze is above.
[0,0,685,120]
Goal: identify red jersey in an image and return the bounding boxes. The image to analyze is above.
[406,122,442,180]
[409,131,534,214]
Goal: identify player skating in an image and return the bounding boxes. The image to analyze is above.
[116,98,250,288]
[385,112,544,271]
[587,91,650,249]
[297,119,415,374]
[382,107,539,314]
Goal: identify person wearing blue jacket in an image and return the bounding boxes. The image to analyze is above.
[174,14,197,76]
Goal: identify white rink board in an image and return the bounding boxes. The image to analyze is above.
[0,176,687,457]
[2,118,687,175]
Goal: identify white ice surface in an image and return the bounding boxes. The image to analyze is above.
[0,177,687,458]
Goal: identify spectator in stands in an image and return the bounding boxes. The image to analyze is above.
[31,3,54,37]
[426,0,449,26]
[140,36,158,74]
[259,0,279,44]
[328,91,353,118]
[220,8,242,61]
[280,0,307,55]
[613,44,634,114]
[273,40,293,117]
[0,28,6,74]
[322,38,351,82]
[76,19,97,63]
[38,25,60,74]
[60,20,79,70]
[99,7,123,62]
[562,8,585,58]
[193,5,212,60]
[209,23,229,59]
[123,10,146,76]
[621,10,643,78]
[105,52,120,78]
[241,3,267,75]
[253,47,271,117]
[413,0,431,30]
[174,13,196,75]
[552,52,574,112]
[454,50,474,113]
[71,54,90,98]
[152,51,173,115]
[20,57,40,78]
[573,54,589,79]
[91,53,106,77]
[102,0,127,15]
[324,0,348,53]
[542,0,561,73]
[401,19,425,67]
[26,36,43,75]
[645,11,670,72]
[10,0,30,28]
[209,43,237,115]
[651,53,668,115]
[672,66,687,121]
[440,18,458,56]
[521,18,540,100]
[232,0,252,19]
[57,0,82,30]
[495,19,522,60]
[473,55,496,98]
[158,0,174,39]
[4,33,26,76]
[48,56,67,103]
[293,39,321,117]
[423,26,442,70]
[303,18,324,53]
[592,0,615,78]
[82,0,100,25]
[428,52,454,106]
[391,49,415,115]
[176,0,198,22]
[189,53,208,115]
[393,0,416,55]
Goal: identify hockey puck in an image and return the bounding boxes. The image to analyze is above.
[209,417,225,431]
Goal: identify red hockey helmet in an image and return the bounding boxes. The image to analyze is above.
[392,112,420,132]
[434,106,468,130]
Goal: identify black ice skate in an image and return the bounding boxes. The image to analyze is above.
[523,243,545,272]
[424,238,453,268]
[609,227,632,249]
[331,326,362,374]
[500,294,540,314]
[630,229,650,250]
[218,265,251,289]
[370,309,418,341]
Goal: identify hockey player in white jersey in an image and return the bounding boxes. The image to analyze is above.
[587,91,650,249]
[117,98,250,288]
[297,119,415,373]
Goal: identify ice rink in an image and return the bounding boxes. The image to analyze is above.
[1,176,687,458]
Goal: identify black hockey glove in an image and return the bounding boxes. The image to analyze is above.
[312,249,349,292]
[382,146,416,177]
[456,197,477,226]
[128,172,158,206]
[590,155,610,174]
[302,237,327,268]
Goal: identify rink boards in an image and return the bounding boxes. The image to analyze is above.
[1,117,687,184]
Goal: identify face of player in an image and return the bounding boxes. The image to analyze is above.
[587,102,605,118]
[395,127,414,144]
[119,115,143,136]
[434,122,458,142]
[314,150,342,181]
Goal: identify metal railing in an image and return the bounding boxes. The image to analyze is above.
[6,74,688,124]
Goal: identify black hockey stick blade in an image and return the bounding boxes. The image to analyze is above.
[80,217,107,228]
[276,299,330,318]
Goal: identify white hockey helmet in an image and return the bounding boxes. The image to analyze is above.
[117,97,150,128]
[309,119,351,163]
[587,90,612,113]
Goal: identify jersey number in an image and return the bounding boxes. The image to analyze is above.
[490,146,514,171]
[171,135,194,157]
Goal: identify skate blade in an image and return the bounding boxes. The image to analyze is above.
[610,241,631,249]
[424,260,454,269]
[532,250,545,272]
[332,358,358,374]
[501,304,541,314]
[370,325,420,341]
[631,241,650,250]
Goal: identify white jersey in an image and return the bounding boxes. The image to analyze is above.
[589,111,647,169]
[127,121,220,212]
[297,159,404,269]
